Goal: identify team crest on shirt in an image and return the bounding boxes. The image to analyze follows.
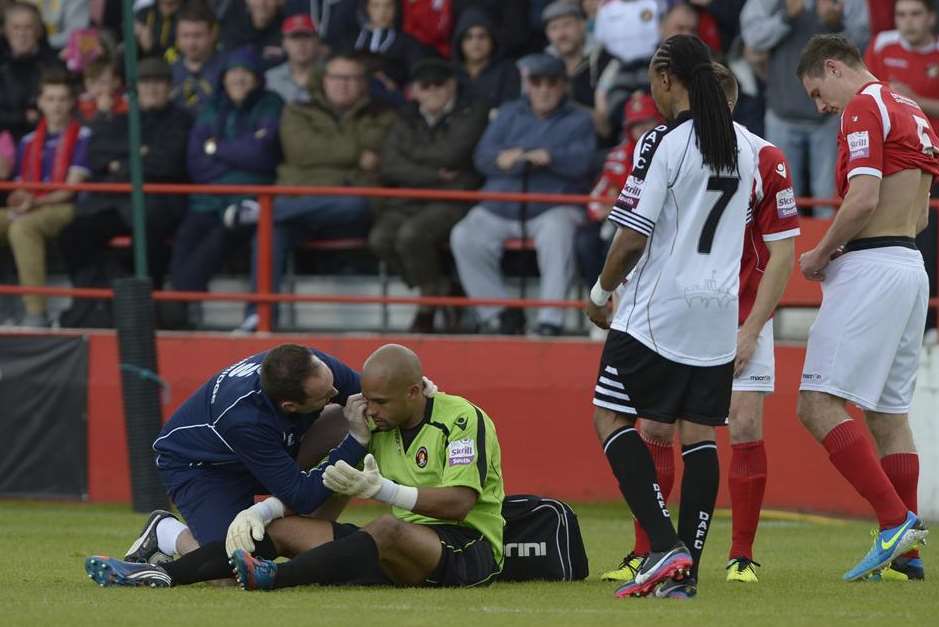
[415,446,428,468]
[447,439,476,466]
[455,415,468,431]
[847,131,870,160]
[776,188,797,218]
[928,64,939,78]
[640,8,653,21]
[775,163,786,178]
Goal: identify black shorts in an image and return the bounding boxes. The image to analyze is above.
[330,522,500,588]
[593,330,733,426]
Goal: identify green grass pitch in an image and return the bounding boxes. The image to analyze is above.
[1,500,936,626]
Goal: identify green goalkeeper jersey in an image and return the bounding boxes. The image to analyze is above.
[369,393,505,565]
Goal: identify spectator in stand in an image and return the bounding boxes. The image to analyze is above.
[220,0,287,71]
[0,2,62,141]
[451,7,520,112]
[401,0,453,58]
[285,0,359,52]
[265,13,323,104]
[27,0,90,50]
[450,54,595,336]
[542,1,594,108]
[866,0,939,329]
[78,55,128,121]
[135,0,182,58]
[58,58,191,327]
[170,1,223,113]
[575,91,660,291]
[691,0,747,54]
[167,48,282,328]
[353,0,430,91]
[741,0,869,217]
[591,0,659,142]
[370,58,488,333]
[228,51,394,332]
[0,69,90,327]
[866,0,939,132]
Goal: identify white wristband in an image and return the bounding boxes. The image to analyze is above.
[253,497,286,524]
[590,280,612,307]
[373,478,419,511]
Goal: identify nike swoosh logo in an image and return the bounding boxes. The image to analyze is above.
[881,518,914,551]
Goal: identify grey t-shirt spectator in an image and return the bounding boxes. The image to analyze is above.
[741,0,869,122]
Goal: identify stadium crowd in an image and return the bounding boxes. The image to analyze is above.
[0,0,937,333]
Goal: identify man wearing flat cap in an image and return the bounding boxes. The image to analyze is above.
[451,53,596,336]
[371,58,489,333]
[542,0,596,109]
[58,57,192,327]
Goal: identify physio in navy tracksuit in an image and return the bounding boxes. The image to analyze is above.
[152,344,365,545]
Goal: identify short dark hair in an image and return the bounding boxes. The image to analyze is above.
[176,0,217,26]
[39,67,75,96]
[796,34,865,79]
[712,62,738,104]
[260,344,319,405]
[324,49,368,69]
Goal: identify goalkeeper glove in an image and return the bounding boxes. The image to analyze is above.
[323,454,418,511]
[225,497,285,557]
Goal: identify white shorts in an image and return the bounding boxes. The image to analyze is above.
[800,245,928,414]
[732,319,775,393]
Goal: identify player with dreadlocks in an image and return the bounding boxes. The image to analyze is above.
[585,34,758,599]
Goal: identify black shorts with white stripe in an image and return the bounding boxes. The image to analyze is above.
[593,330,733,426]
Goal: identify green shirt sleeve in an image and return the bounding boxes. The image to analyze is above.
[438,405,489,494]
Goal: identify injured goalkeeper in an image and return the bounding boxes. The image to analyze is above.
[84,343,506,589]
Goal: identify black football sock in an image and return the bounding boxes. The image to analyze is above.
[273,530,380,589]
[161,536,278,586]
[677,441,720,579]
[603,426,678,552]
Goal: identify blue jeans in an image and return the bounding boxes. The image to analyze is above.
[246,194,370,318]
[764,110,840,217]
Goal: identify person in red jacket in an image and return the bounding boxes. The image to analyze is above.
[574,91,661,289]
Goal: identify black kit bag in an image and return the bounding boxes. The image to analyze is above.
[499,494,589,581]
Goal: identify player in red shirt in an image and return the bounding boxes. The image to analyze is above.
[601,64,799,585]
[865,0,939,133]
[575,92,660,292]
[798,34,937,581]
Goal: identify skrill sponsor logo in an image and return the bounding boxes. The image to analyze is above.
[447,438,476,466]
[847,131,870,160]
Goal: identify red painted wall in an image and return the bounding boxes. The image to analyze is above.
[85,333,870,517]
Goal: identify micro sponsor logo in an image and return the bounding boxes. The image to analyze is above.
[447,438,476,466]
[847,131,870,160]
[505,542,547,558]
[776,187,797,218]
[749,375,771,382]
[802,373,823,381]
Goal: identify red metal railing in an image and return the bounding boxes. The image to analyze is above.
[1,180,937,332]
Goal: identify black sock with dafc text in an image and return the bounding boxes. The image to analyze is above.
[603,426,678,552]
[678,441,720,579]
[273,530,380,589]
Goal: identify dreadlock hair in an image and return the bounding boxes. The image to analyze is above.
[651,34,738,175]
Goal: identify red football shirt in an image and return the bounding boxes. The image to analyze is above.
[836,81,939,199]
[738,130,800,325]
[588,137,637,221]
[865,30,939,131]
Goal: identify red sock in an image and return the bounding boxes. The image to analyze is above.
[882,453,920,559]
[633,437,675,556]
[823,421,907,529]
[728,440,767,560]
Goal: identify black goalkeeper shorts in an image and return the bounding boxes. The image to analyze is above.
[331,521,500,587]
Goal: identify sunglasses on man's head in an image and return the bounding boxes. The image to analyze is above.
[417,79,448,89]
[528,76,562,88]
